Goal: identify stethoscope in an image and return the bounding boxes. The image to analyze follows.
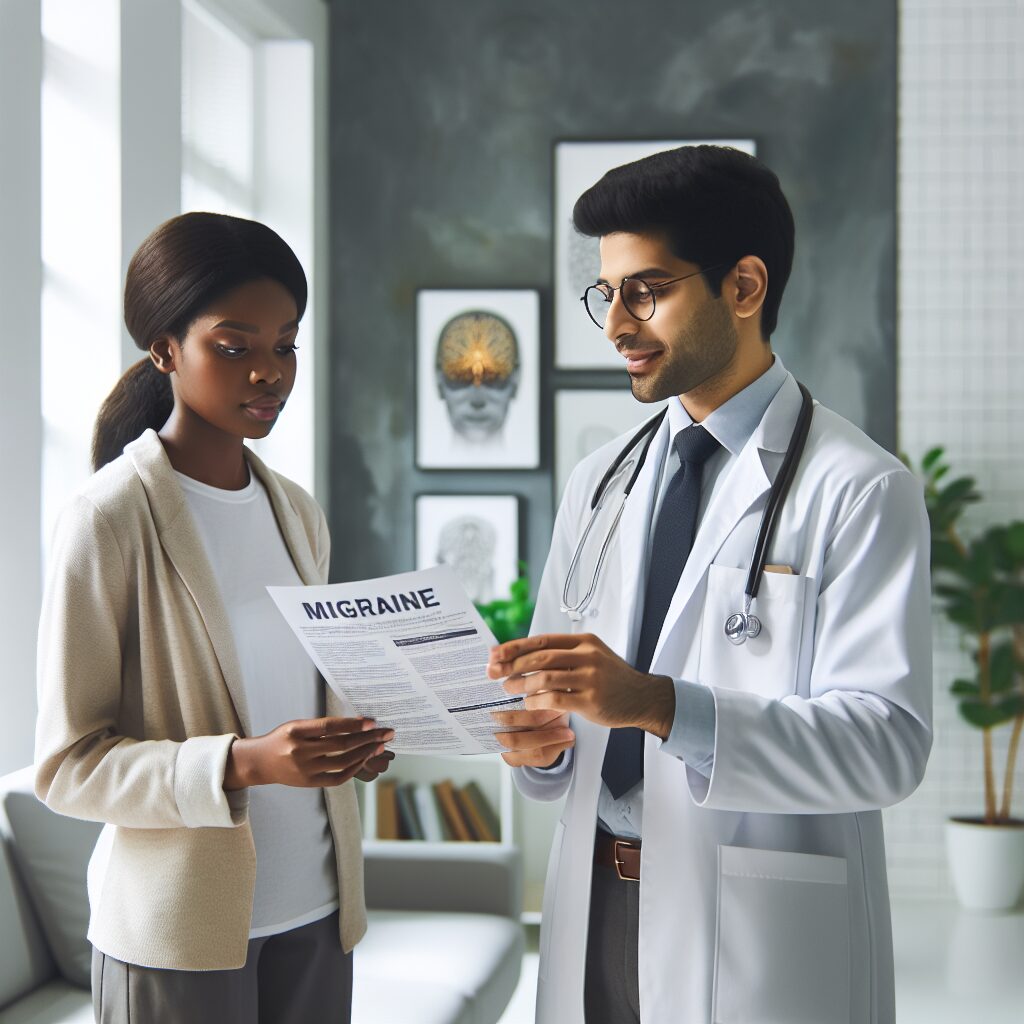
[560,382,814,646]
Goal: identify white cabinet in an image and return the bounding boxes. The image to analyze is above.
[358,753,562,922]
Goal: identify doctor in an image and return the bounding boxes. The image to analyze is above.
[488,145,932,1024]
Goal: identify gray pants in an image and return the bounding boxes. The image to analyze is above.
[91,911,352,1024]
[584,862,641,1024]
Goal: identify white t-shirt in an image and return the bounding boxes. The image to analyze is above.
[176,470,339,938]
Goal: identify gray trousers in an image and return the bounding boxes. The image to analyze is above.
[91,910,352,1024]
[584,862,641,1024]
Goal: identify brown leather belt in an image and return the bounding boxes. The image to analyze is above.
[594,831,641,882]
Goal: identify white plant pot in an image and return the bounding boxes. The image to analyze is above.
[945,818,1024,912]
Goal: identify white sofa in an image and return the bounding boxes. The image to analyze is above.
[0,767,524,1024]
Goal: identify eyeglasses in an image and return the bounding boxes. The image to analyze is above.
[580,263,731,330]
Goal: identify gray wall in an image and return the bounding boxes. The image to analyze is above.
[327,0,897,585]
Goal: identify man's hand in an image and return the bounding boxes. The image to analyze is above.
[487,633,675,739]
[224,717,395,790]
[491,707,575,768]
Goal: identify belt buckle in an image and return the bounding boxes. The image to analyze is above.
[613,839,640,882]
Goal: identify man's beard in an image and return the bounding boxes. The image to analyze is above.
[628,296,739,403]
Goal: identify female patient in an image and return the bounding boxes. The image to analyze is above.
[35,212,392,1023]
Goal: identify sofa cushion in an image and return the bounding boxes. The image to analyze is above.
[353,974,471,1024]
[0,770,100,990]
[0,979,92,1024]
[0,839,55,1012]
[358,910,524,1024]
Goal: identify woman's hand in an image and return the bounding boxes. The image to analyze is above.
[355,749,396,783]
[224,717,394,790]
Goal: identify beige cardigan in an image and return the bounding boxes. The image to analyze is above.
[35,429,366,970]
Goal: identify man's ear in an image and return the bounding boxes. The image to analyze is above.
[732,256,768,322]
[149,336,176,375]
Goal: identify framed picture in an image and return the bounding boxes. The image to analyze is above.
[554,389,668,504]
[553,139,757,369]
[415,494,520,604]
[416,289,540,469]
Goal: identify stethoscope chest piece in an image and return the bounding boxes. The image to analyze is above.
[724,611,762,646]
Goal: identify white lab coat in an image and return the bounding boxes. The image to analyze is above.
[516,372,932,1024]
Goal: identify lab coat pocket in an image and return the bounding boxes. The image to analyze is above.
[712,845,850,1024]
[698,563,812,698]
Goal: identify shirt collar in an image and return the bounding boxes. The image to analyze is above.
[666,353,788,457]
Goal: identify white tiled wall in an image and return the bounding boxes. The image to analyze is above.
[886,0,1024,899]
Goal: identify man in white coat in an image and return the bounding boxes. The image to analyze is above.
[488,145,931,1024]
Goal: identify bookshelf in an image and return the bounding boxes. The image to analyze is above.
[358,753,564,923]
[359,752,514,845]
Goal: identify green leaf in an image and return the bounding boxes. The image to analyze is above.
[943,596,982,632]
[958,699,1017,729]
[931,465,950,483]
[987,583,1024,629]
[997,693,1024,718]
[986,643,1017,693]
[931,539,968,574]
[939,477,980,505]
[950,679,980,697]
[922,447,945,472]
[1005,523,1024,562]
[964,538,997,585]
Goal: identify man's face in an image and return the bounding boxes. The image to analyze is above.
[597,232,738,403]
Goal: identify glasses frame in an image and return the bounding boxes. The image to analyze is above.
[580,262,732,330]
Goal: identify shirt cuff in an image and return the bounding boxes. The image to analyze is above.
[659,679,716,777]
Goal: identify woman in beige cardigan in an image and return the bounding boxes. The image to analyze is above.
[35,213,393,1023]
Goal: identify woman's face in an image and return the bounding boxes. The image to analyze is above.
[152,277,299,441]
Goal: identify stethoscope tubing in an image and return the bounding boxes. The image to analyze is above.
[560,382,814,622]
[742,382,814,602]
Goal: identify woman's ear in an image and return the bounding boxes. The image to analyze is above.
[732,256,768,321]
[149,336,176,375]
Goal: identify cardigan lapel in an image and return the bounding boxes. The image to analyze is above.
[125,430,284,736]
[246,449,322,587]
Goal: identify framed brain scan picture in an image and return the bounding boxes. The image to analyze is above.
[416,289,540,469]
[553,139,756,369]
[415,494,520,605]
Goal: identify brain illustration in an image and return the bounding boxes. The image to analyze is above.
[436,311,519,387]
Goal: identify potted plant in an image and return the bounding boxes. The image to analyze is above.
[476,564,535,644]
[913,447,1024,911]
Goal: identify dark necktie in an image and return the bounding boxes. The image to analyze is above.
[601,424,721,799]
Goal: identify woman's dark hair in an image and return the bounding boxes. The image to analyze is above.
[91,212,307,471]
[572,145,795,340]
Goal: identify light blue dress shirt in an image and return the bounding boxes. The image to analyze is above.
[540,357,788,840]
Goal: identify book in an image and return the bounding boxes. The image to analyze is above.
[433,779,474,841]
[413,782,445,842]
[395,782,424,840]
[460,780,500,842]
[376,780,400,840]
[433,785,454,841]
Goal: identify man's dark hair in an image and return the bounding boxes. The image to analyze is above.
[572,145,795,340]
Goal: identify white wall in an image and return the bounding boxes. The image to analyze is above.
[0,0,327,776]
[0,0,42,774]
[884,0,1024,899]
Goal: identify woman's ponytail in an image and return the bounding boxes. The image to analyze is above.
[91,358,173,471]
